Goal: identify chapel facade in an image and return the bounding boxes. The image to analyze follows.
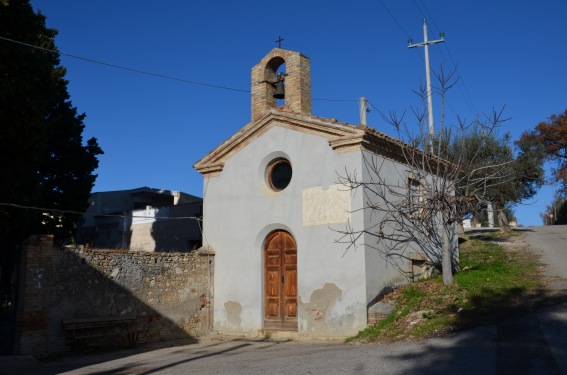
[194,48,440,338]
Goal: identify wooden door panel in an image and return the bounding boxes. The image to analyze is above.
[283,265,297,324]
[284,270,297,297]
[265,255,279,266]
[264,231,298,331]
[266,271,280,298]
[284,255,295,265]
[284,234,295,248]
[286,301,297,317]
[266,300,279,318]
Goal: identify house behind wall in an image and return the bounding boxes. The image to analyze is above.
[77,187,202,251]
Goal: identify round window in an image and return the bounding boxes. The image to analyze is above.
[267,159,292,191]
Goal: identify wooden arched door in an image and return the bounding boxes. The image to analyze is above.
[264,230,297,331]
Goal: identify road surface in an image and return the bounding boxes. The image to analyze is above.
[523,225,567,293]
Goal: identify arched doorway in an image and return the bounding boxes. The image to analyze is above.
[264,230,297,331]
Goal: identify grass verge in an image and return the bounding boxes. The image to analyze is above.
[349,231,540,343]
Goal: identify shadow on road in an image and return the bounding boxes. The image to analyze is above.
[85,342,254,375]
[30,336,292,375]
[385,288,567,374]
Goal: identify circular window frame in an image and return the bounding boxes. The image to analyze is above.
[266,158,292,192]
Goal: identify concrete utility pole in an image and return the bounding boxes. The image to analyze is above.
[408,19,445,138]
[359,97,369,125]
[487,203,494,228]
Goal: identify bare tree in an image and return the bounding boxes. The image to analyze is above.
[335,69,517,285]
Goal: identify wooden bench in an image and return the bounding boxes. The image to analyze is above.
[62,315,143,354]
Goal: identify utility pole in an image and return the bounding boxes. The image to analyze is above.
[359,97,369,125]
[408,19,445,138]
[487,202,494,228]
[553,186,557,224]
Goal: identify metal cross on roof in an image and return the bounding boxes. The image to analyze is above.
[275,36,284,48]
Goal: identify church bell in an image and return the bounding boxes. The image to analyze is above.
[273,81,285,99]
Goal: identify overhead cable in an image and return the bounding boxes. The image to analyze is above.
[0,35,357,102]
[0,35,249,93]
[413,0,479,115]
[0,202,202,221]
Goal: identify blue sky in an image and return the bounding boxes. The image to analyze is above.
[29,1,567,227]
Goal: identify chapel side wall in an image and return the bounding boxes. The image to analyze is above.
[202,125,368,338]
[14,235,214,357]
[361,152,450,305]
[361,152,419,305]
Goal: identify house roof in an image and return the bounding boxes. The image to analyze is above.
[87,187,202,215]
[193,109,417,177]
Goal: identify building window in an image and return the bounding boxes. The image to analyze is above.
[267,158,292,191]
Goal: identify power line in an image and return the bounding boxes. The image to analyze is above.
[379,0,412,38]
[408,19,445,138]
[367,100,382,115]
[0,202,202,221]
[377,0,425,65]
[440,49,478,115]
[313,98,358,102]
[414,1,479,115]
[366,99,405,133]
[411,0,472,113]
[0,36,250,93]
[412,0,428,27]
[0,35,359,103]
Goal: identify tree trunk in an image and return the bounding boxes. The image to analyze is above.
[441,218,454,285]
[497,207,511,233]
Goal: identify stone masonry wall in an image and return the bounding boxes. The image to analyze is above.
[15,235,214,357]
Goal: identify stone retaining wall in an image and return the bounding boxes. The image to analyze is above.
[14,235,214,357]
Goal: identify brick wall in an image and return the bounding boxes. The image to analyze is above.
[14,235,214,357]
[251,48,311,120]
[367,312,389,327]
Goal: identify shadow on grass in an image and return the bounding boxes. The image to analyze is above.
[472,235,514,243]
[463,228,536,245]
[387,287,567,374]
[454,286,567,329]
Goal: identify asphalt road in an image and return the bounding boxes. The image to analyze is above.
[2,225,566,375]
[523,225,567,293]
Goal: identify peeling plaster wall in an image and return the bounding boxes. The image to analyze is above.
[203,125,369,337]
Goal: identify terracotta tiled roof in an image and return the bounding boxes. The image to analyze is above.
[193,108,448,176]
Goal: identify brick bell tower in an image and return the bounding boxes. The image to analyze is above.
[251,48,312,121]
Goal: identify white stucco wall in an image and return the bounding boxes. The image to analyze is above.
[360,152,418,304]
[202,124,369,337]
[359,151,459,300]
